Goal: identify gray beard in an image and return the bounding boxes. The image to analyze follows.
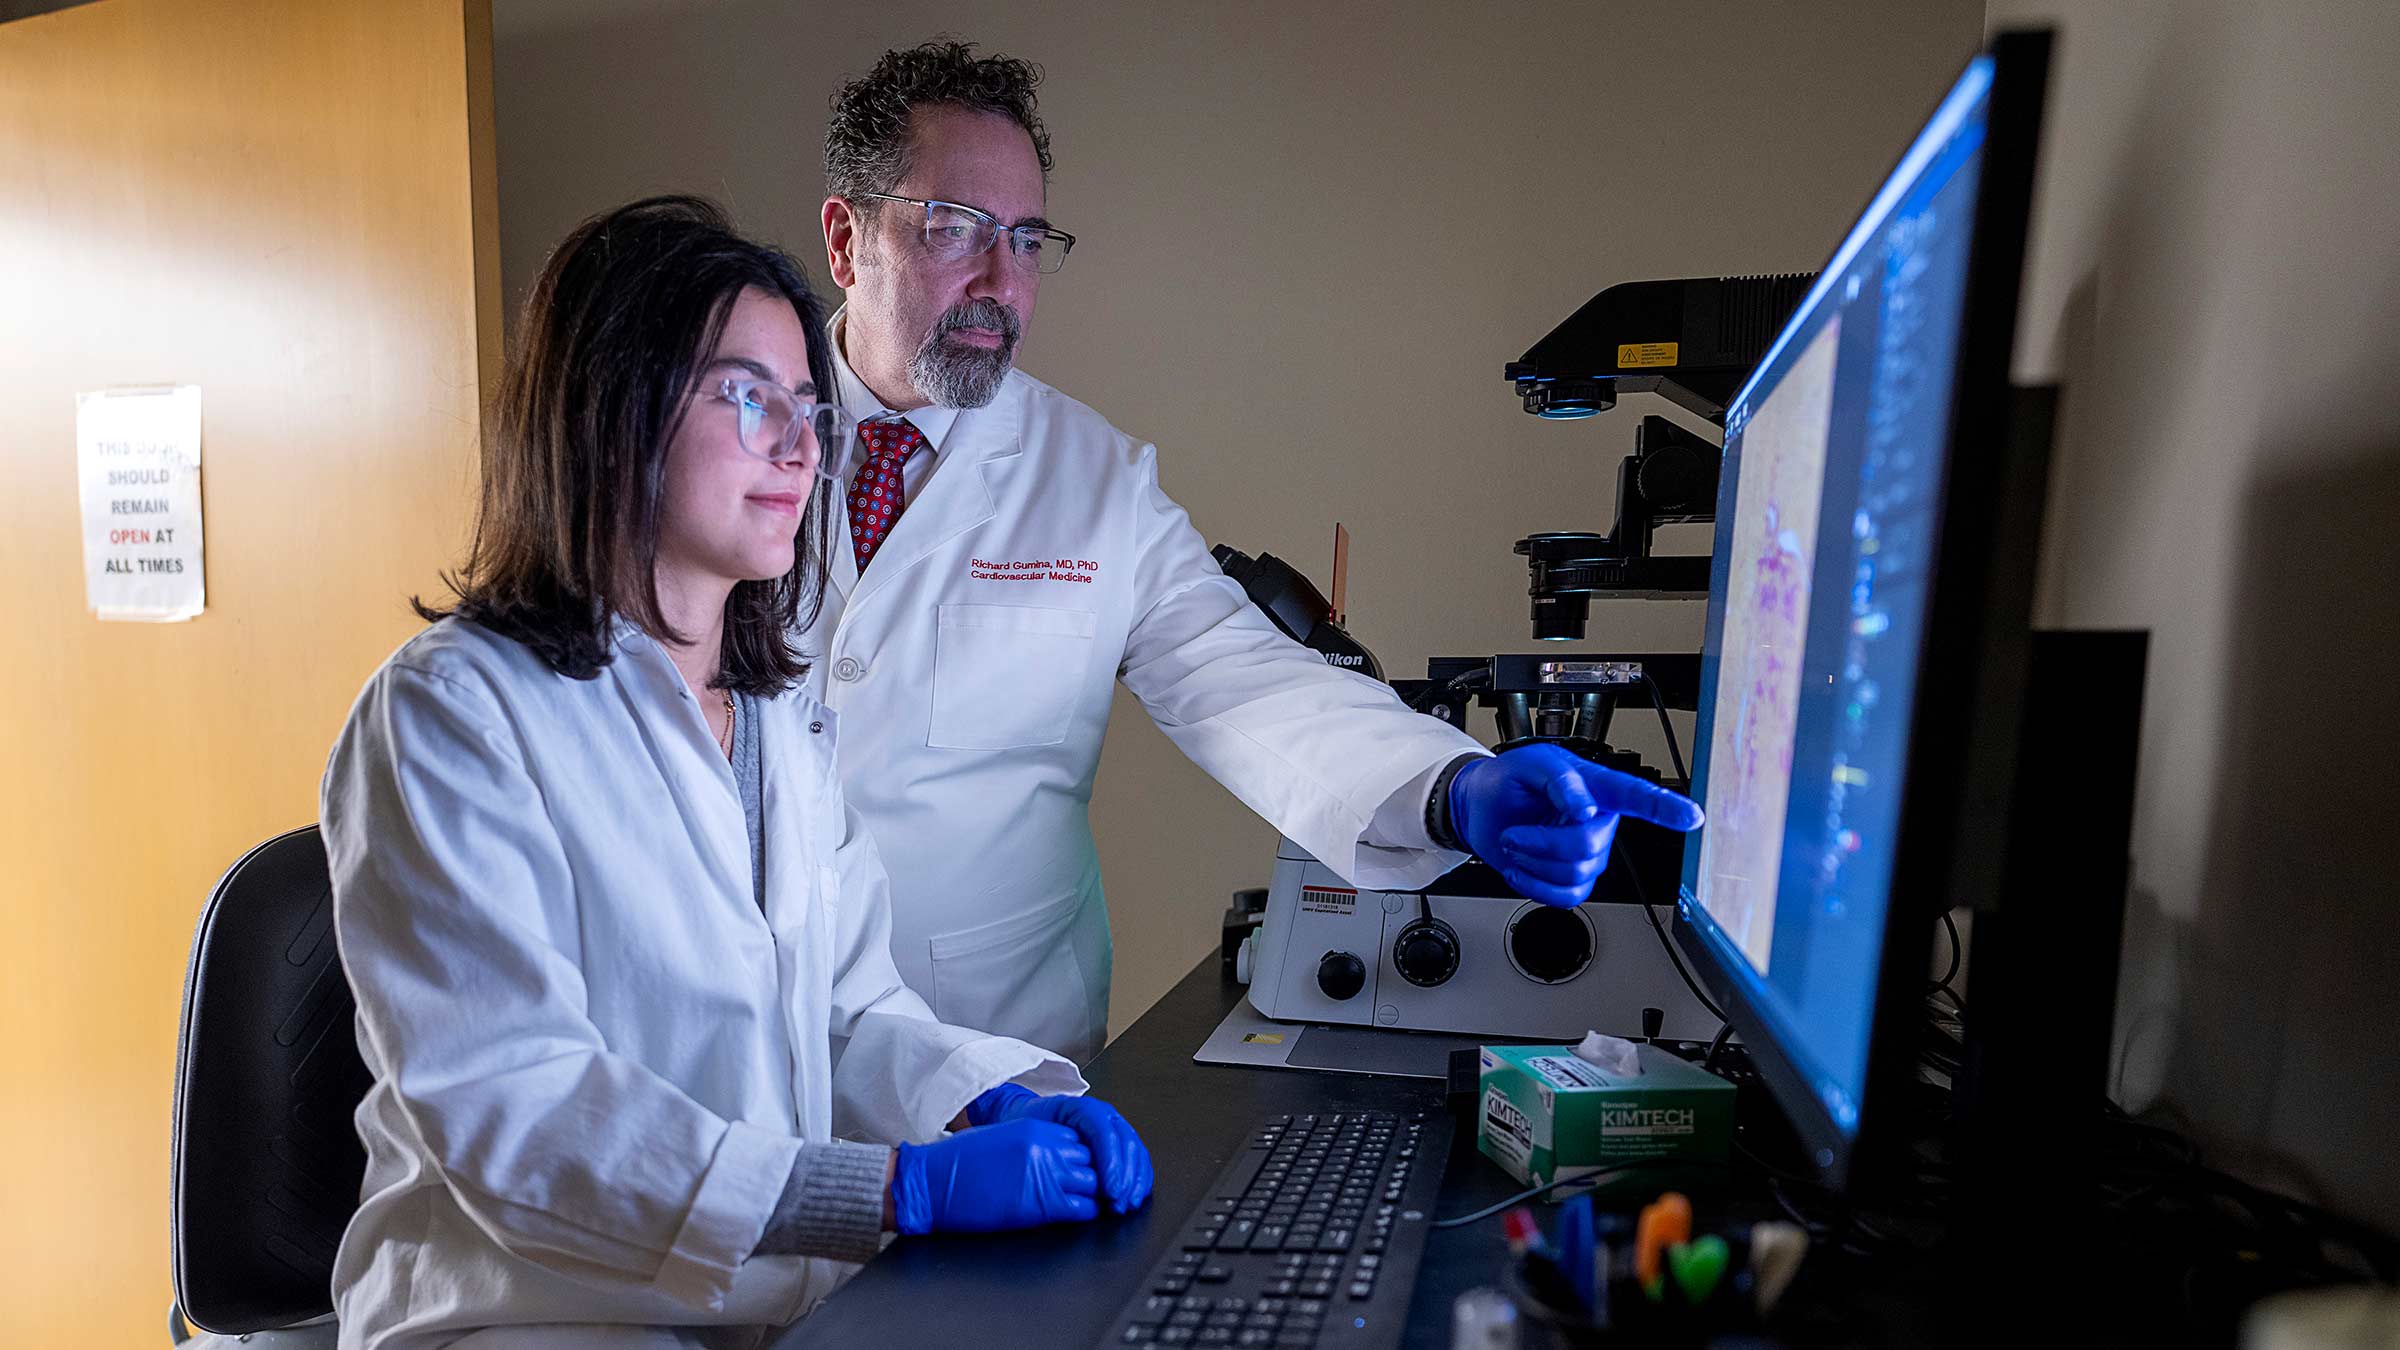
[908,336,1011,409]
[907,300,1022,409]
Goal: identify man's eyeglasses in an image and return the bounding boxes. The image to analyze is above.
[858,193,1077,275]
[707,377,855,482]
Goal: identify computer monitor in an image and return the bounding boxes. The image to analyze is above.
[1670,30,2053,1188]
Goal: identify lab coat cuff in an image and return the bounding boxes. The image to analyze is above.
[1326,741,1487,888]
[920,1039,1086,1138]
[1346,841,1473,892]
[1366,751,1485,853]
[653,1119,803,1311]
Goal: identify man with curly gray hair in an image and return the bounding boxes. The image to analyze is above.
[803,41,1703,1064]
[822,41,1054,412]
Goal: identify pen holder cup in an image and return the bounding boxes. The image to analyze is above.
[1503,1251,1749,1349]
[1501,1256,1609,1349]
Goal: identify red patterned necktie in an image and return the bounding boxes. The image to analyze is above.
[846,418,924,573]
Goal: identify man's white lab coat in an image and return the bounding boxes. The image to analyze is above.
[805,344,1485,1063]
[320,618,1081,1349]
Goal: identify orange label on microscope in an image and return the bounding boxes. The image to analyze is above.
[1617,342,1679,368]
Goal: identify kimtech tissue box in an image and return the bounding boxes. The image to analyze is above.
[1477,1042,1734,1190]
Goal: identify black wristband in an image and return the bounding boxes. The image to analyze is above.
[1423,753,1482,853]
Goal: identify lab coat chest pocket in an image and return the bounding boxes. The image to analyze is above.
[927,603,1098,750]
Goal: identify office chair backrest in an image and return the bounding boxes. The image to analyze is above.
[171,825,371,1335]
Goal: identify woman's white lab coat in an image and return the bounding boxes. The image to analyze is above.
[319,617,1082,1349]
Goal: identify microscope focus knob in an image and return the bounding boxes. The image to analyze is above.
[1392,919,1461,988]
[1317,950,1367,1001]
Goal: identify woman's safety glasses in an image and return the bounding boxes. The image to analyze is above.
[711,377,855,482]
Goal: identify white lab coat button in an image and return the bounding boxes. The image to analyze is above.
[835,656,863,682]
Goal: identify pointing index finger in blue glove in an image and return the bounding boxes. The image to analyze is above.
[1587,769,1706,832]
[1448,744,1705,908]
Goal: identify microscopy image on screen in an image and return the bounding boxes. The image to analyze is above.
[1694,316,1841,975]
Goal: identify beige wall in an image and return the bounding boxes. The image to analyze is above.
[1986,0,2400,1232]
[494,0,1988,1040]
[0,0,496,1339]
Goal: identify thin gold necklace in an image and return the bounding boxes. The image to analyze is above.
[716,688,736,758]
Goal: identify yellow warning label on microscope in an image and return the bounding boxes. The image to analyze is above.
[1617,342,1680,369]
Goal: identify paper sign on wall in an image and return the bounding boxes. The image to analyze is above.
[77,386,206,623]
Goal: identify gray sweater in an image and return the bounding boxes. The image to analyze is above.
[732,689,891,1263]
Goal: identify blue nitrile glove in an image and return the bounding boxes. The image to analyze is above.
[967,1082,1156,1214]
[1446,743,1705,907]
[888,1118,1101,1236]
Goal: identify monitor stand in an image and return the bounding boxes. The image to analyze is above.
[1954,626,2150,1265]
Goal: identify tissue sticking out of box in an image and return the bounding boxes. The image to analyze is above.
[1572,1031,1642,1077]
[1476,1042,1734,1189]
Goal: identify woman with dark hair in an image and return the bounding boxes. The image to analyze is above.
[319,196,1151,1349]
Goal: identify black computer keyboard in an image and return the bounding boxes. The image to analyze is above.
[1098,1110,1453,1347]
